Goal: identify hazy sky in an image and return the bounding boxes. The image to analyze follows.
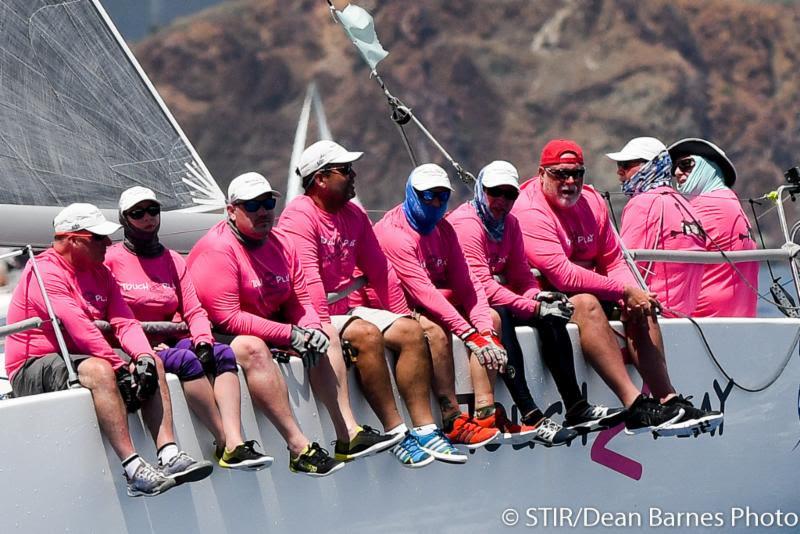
[101,0,223,42]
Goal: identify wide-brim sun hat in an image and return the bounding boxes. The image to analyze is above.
[668,138,737,187]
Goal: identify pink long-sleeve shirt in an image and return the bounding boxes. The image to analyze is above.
[104,244,214,345]
[186,221,320,345]
[278,195,410,322]
[447,202,541,320]
[620,186,706,316]
[5,248,151,379]
[373,205,494,335]
[511,178,637,301]
[689,189,758,317]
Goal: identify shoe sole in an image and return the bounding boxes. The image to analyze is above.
[451,430,499,450]
[624,408,685,435]
[219,457,274,471]
[416,441,469,464]
[168,461,214,485]
[654,414,723,437]
[396,454,436,469]
[566,411,628,433]
[291,460,346,477]
[127,478,177,497]
[335,432,405,462]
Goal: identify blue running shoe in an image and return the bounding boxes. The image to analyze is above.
[412,428,468,464]
[391,433,435,469]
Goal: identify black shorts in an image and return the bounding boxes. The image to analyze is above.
[10,353,88,397]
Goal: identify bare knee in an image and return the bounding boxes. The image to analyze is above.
[570,293,604,321]
[489,308,501,332]
[386,317,425,350]
[419,317,450,352]
[77,357,116,391]
[343,319,383,352]
[231,336,273,372]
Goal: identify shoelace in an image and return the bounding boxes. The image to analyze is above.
[359,425,381,437]
[136,463,163,483]
[305,443,332,466]
[535,418,562,440]
[241,440,263,456]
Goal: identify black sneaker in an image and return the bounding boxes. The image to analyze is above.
[290,442,344,477]
[564,401,627,433]
[219,440,274,471]
[654,395,723,437]
[334,425,402,462]
[624,395,684,435]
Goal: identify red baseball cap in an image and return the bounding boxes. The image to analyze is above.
[539,139,584,167]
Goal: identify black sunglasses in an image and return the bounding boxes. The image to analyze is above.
[238,197,277,213]
[545,167,586,180]
[616,160,646,171]
[484,187,519,201]
[126,205,161,219]
[676,158,696,173]
[416,189,451,203]
[324,163,353,175]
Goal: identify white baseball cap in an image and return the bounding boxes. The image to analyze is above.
[409,163,454,191]
[606,137,667,162]
[480,160,520,190]
[296,140,363,181]
[227,172,283,203]
[54,203,121,235]
[119,186,159,212]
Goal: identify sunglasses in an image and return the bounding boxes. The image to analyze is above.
[238,197,277,213]
[324,163,353,175]
[127,205,161,219]
[416,189,451,204]
[544,167,586,180]
[676,158,696,173]
[63,232,107,242]
[484,187,519,200]
[616,160,645,171]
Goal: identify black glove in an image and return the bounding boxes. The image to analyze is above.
[290,326,325,368]
[133,355,159,400]
[115,368,141,413]
[536,300,575,323]
[194,342,216,376]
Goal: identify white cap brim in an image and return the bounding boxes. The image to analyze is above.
[85,220,121,236]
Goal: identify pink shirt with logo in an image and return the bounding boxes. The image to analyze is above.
[447,202,540,320]
[511,178,637,301]
[186,221,320,345]
[5,248,151,379]
[373,205,494,335]
[278,195,410,322]
[104,244,214,345]
[620,186,706,316]
[689,189,758,317]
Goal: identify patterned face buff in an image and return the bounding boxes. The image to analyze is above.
[622,150,673,198]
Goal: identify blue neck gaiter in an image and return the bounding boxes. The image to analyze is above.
[402,175,448,235]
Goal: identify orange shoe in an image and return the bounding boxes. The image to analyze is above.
[445,413,499,449]
[474,404,538,444]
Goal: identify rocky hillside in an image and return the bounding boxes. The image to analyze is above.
[135,0,800,240]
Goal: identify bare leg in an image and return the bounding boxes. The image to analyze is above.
[231,336,308,456]
[140,356,176,450]
[470,309,501,413]
[624,312,676,403]
[77,358,135,460]
[181,377,226,446]
[344,318,404,431]
[382,317,435,427]
[308,323,360,442]
[417,314,460,421]
[213,372,245,450]
[569,294,641,407]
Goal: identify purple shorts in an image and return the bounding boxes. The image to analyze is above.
[156,338,238,381]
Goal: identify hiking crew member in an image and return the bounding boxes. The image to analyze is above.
[105,186,272,471]
[188,172,395,477]
[374,163,514,449]
[5,203,211,497]
[448,161,624,439]
[669,138,759,317]
[607,138,706,316]
[511,139,723,437]
[280,141,463,466]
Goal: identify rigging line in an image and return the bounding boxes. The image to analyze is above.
[663,307,800,393]
[749,198,776,280]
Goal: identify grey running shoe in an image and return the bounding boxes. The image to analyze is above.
[624,395,684,435]
[654,395,723,437]
[159,451,213,485]
[126,461,176,497]
[530,417,578,447]
[564,402,627,433]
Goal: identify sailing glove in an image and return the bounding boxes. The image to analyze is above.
[115,368,141,413]
[194,342,216,376]
[133,355,159,400]
[290,326,327,368]
[535,293,574,323]
[460,329,507,371]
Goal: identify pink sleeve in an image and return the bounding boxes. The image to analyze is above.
[355,215,411,315]
[518,209,627,301]
[278,207,331,323]
[283,244,322,329]
[190,249,292,345]
[442,223,494,332]
[381,229,473,336]
[596,206,638,289]
[170,252,214,345]
[455,216,538,319]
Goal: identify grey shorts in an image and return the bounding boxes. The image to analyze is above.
[10,353,88,398]
[332,306,409,334]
